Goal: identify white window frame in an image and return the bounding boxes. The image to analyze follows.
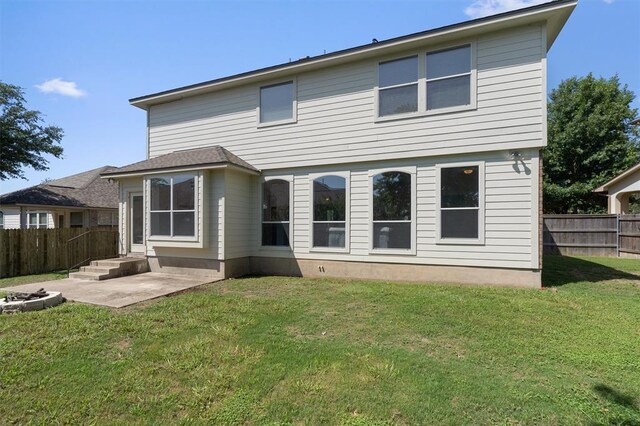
[368,166,417,255]
[374,42,476,122]
[26,211,48,229]
[257,78,297,128]
[309,171,350,253]
[376,55,420,119]
[147,172,201,244]
[436,161,485,245]
[260,175,294,250]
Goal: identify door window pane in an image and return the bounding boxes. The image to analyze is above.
[132,195,143,244]
[260,82,294,123]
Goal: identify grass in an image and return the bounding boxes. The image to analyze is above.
[0,270,68,290]
[1,256,639,425]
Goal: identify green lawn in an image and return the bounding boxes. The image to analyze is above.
[1,257,639,425]
[0,269,68,289]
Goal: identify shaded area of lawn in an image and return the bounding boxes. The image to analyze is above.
[1,257,639,424]
[543,255,640,287]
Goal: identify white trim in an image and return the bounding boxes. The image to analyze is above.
[257,78,298,128]
[145,172,204,247]
[368,166,417,255]
[308,171,351,254]
[260,174,294,250]
[26,211,49,229]
[435,161,485,245]
[102,163,259,179]
[540,24,548,148]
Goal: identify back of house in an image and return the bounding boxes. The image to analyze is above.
[103,0,577,287]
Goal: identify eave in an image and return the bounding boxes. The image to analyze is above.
[129,0,577,110]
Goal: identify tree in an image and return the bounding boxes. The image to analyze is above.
[0,82,64,180]
[544,74,640,213]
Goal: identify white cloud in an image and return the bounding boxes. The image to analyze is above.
[602,0,614,4]
[464,0,549,19]
[35,78,86,98]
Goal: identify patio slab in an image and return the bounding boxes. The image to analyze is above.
[1,273,217,308]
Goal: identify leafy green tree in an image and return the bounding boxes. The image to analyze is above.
[544,74,639,213]
[0,82,64,180]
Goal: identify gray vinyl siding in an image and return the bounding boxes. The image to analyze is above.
[249,149,538,270]
[147,25,545,171]
[224,170,258,259]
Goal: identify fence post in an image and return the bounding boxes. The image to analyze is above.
[616,214,620,258]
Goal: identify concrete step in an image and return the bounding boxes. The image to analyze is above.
[69,257,149,281]
[69,271,111,281]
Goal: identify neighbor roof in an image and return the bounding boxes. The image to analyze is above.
[101,146,259,178]
[130,0,577,109]
[593,163,640,194]
[0,166,119,209]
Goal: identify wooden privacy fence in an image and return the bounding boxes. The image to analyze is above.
[0,228,119,278]
[543,214,640,257]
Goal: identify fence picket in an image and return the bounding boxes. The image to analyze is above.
[0,228,119,278]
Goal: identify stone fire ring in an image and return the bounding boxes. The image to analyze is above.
[0,292,64,314]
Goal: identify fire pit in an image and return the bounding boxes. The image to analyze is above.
[0,288,64,314]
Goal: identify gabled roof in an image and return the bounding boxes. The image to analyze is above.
[0,166,119,209]
[101,146,259,178]
[593,163,640,194]
[130,0,577,109]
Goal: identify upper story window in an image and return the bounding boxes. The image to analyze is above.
[259,81,295,125]
[27,212,47,229]
[376,44,474,120]
[426,45,471,110]
[437,163,484,244]
[150,174,196,237]
[371,169,415,252]
[262,178,291,247]
[378,56,418,117]
[311,174,348,250]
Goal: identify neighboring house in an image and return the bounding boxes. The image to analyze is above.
[102,0,577,287]
[0,166,119,229]
[594,163,640,214]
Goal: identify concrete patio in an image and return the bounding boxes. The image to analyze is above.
[1,272,216,308]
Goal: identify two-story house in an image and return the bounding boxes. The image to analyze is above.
[102,0,577,287]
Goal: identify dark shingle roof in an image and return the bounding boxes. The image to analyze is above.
[101,146,259,176]
[0,166,118,209]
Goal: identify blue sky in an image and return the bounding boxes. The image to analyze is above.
[1,0,639,194]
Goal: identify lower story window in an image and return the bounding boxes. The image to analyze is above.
[439,164,483,242]
[371,170,414,250]
[70,212,84,228]
[27,212,48,228]
[262,178,291,247]
[150,174,196,237]
[312,174,347,249]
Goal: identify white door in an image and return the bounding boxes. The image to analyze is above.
[130,192,145,253]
